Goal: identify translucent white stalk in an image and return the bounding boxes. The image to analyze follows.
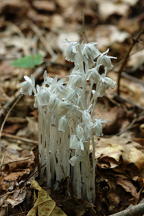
[20,41,116,202]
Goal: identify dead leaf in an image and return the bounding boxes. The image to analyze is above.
[28,10,51,28]
[27,180,67,216]
[33,1,56,12]
[95,135,144,169]
[117,177,139,200]
[6,188,27,207]
[97,0,129,20]
[122,0,138,6]
[5,168,29,179]
[95,136,124,165]
[123,142,144,169]
[51,15,64,29]
[128,50,144,71]
[57,32,80,51]
[0,0,29,18]
[96,0,138,20]
[3,124,22,134]
[95,25,129,49]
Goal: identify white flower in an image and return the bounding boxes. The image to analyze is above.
[86,67,100,84]
[82,109,92,123]
[82,42,101,61]
[70,135,84,151]
[92,119,106,136]
[69,74,86,87]
[58,115,68,132]
[69,155,78,166]
[56,100,71,116]
[48,93,59,111]
[20,75,35,96]
[96,76,116,97]
[70,135,79,149]
[64,87,77,101]
[64,41,78,62]
[97,49,116,74]
[44,73,65,95]
[43,71,54,86]
[36,86,50,106]
[76,124,84,141]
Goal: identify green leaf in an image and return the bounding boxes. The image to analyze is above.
[11,54,43,68]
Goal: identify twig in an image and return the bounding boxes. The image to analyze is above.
[0,92,22,121]
[122,72,144,86]
[109,202,144,216]
[30,23,57,61]
[80,7,88,43]
[1,132,38,145]
[117,30,144,95]
[0,66,45,153]
[0,67,44,119]
[0,95,22,141]
[114,95,144,111]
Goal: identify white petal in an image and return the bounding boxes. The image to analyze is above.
[76,125,84,140]
[69,155,78,166]
[70,135,79,149]
[58,115,68,132]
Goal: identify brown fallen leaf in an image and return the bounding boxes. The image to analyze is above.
[27,180,67,216]
[3,124,22,134]
[33,1,56,12]
[0,0,29,18]
[97,0,129,20]
[1,169,30,191]
[95,25,129,49]
[117,177,139,201]
[95,135,144,169]
[123,142,144,169]
[96,0,138,20]
[28,10,51,28]
[6,188,27,207]
[128,50,144,71]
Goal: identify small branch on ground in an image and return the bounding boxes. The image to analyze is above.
[109,202,144,216]
[0,66,45,152]
[114,94,144,111]
[0,66,44,119]
[1,132,38,145]
[0,95,22,142]
[117,30,144,95]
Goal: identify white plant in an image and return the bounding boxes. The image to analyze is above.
[20,42,116,202]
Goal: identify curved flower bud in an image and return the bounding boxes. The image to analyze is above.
[76,124,84,141]
[87,67,100,83]
[20,75,35,96]
[96,76,116,97]
[92,119,106,136]
[48,93,58,111]
[69,155,79,166]
[58,115,68,132]
[43,71,54,86]
[70,135,79,149]
[69,74,86,88]
[82,42,101,61]
[70,135,84,151]
[97,50,116,74]
[56,100,71,116]
[36,86,50,106]
[64,87,77,102]
[82,110,92,123]
[64,41,78,62]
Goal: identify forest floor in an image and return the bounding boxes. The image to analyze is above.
[0,0,144,215]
